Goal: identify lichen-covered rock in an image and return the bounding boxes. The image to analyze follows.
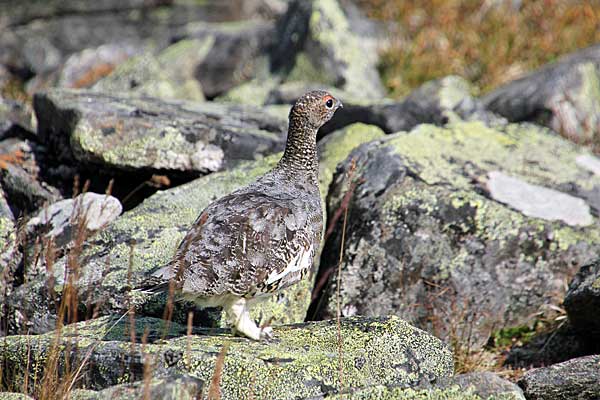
[9,123,383,334]
[483,44,600,145]
[0,393,34,400]
[440,372,525,400]
[518,355,600,400]
[564,259,600,339]
[93,39,210,101]
[71,376,204,400]
[0,315,453,400]
[313,121,600,348]
[272,0,385,101]
[0,183,20,335]
[33,89,287,174]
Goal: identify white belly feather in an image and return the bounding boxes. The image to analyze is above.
[266,245,313,285]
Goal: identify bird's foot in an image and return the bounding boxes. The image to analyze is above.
[260,326,274,341]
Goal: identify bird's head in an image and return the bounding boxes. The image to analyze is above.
[289,90,343,131]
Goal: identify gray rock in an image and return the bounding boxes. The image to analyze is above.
[576,154,600,176]
[312,121,600,349]
[185,20,276,98]
[486,170,593,226]
[0,138,61,217]
[0,315,453,399]
[33,89,287,173]
[93,39,209,101]
[483,44,600,145]
[1,0,283,81]
[564,259,600,339]
[0,183,20,335]
[27,192,122,247]
[71,376,204,400]
[0,97,36,138]
[442,372,525,400]
[272,0,385,101]
[519,355,600,400]
[57,43,140,89]
[320,76,505,136]
[0,393,34,400]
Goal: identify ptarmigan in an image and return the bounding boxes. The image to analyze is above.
[147,91,342,340]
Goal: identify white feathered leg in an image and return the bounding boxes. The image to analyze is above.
[224,297,273,341]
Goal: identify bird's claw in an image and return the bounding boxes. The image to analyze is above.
[260,326,274,341]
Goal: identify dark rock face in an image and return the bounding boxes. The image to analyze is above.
[519,355,600,400]
[0,138,61,217]
[310,121,600,348]
[564,259,600,340]
[33,89,287,174]
[505,322,594,368]
[483,44,600,145]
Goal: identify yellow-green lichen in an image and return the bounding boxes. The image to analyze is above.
[1,316,453,400]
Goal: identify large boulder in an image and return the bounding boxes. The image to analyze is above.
[518,355,600,400]
[1,315,453,399]
[33,89,287,174]
[483,44,600,146]
[563,259,600,341]
[312,121,600,348]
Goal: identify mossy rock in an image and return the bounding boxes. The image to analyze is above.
[316,120,600,348]
[0,316,453,399]
[33,89,287,173]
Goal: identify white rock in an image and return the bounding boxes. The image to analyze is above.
[487,171,593,227]
[28,192,122,239]
[576,154,600,176]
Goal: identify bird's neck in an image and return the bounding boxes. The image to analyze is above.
[276,118,319,184]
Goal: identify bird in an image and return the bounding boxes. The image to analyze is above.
[145,90,343,340]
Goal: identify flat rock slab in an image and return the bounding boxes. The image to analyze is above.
[519,355,600,400]
[1,316,453,399]
[315,121,600,348]
[33,89,287,174]
[487,171,593,226]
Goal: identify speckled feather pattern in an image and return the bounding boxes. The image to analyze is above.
[149,91,342,304]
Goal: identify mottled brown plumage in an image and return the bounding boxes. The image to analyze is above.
[147,90,342,340]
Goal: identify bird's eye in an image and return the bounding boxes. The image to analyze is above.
[325,99,334,109]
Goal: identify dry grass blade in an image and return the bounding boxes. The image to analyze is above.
[207,342,230,400]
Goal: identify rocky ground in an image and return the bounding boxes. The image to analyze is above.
[1,0,600,399]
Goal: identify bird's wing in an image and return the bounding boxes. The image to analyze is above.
[153,189,322,298]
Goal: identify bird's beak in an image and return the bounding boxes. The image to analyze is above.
[338,100,344,109]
